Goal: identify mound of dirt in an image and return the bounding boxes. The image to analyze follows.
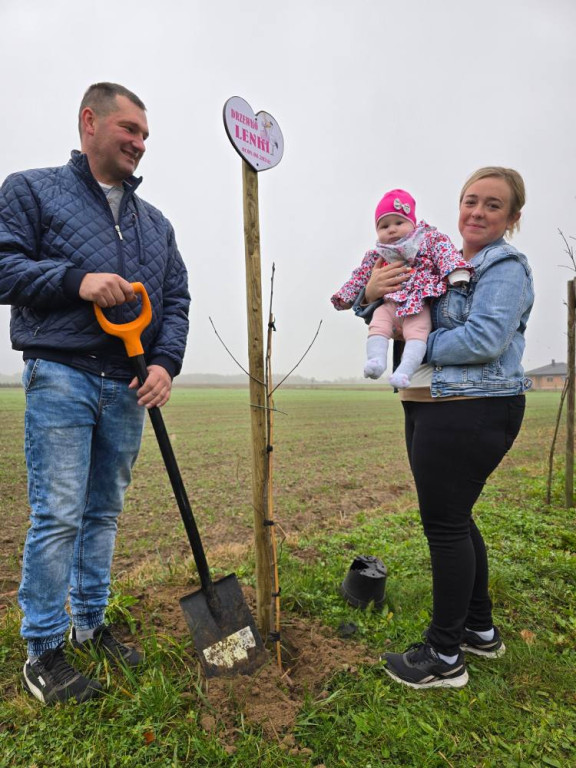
[137,584,374,743]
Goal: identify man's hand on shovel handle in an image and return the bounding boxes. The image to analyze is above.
[130,365,172,409]
[80,273,136,307]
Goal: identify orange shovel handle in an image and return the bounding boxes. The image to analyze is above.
[93,282,152,357]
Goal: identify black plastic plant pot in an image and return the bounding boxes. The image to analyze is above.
[340,555,387,609]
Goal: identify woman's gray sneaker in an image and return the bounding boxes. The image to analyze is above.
[382,642,469,689]
[460,626,506,658]
[23,644,102,704]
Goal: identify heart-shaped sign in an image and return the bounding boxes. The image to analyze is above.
[223,96,284,172]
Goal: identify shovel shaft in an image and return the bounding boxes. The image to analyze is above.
[93,284,215,597]
[132,354,215,595]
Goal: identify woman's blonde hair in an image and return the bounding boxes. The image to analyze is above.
[460,166,525,237]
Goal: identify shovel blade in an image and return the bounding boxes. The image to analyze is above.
[179,573,268,677]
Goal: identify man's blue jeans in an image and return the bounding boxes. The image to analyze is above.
[19,360,145,657]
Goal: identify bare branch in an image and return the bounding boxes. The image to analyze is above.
[249,402,288,416]
[208,316,266,387]
[270,320,323,395]
[559,229,576,272]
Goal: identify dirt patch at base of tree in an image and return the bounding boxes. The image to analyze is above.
[136,583,375,745]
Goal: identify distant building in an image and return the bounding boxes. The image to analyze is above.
[525,360,569,391]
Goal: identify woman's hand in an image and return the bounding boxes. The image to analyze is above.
[365,259,413,304]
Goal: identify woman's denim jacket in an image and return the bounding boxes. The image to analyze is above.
[426,238,534,398]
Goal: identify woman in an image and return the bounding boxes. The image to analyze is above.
[364,167,534,689]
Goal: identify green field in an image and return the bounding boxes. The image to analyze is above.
[1,387,575,767]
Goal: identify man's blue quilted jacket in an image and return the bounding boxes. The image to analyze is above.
[0,151,189,378]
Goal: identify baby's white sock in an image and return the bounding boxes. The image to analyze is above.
[389,339,427,389]
[364,335,389,379]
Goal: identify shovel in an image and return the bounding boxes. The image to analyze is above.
[94,283,267,677]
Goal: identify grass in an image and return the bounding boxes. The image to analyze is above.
[0,387,575,767]
[280,491,576,767]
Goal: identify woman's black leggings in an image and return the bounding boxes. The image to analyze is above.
[402,396,525,655]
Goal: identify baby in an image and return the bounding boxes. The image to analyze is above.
[331,189,471,388]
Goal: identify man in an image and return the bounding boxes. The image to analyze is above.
[0,83,190,704]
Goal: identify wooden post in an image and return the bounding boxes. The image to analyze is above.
[566,279,576,508]
[241,161,273,636]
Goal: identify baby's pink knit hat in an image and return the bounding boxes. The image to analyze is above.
[375,189,417,227]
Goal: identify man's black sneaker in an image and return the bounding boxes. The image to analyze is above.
[70,625,143,667]
[382,642,469,689]
[460,626,506,658]
[23,644,103,704]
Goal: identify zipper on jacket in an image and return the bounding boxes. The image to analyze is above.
[115,224,123,240]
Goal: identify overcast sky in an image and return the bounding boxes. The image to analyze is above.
[1,0,575,380]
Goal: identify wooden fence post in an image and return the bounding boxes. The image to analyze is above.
[242,161,273,637]
[566,278,575,508]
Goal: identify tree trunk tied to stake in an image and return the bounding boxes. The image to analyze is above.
[210,168,322,651]
[547,232,576,509]
[265,265,283,670]
[566,278,575,508]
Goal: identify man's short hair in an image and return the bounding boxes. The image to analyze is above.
[78,82,146,136]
